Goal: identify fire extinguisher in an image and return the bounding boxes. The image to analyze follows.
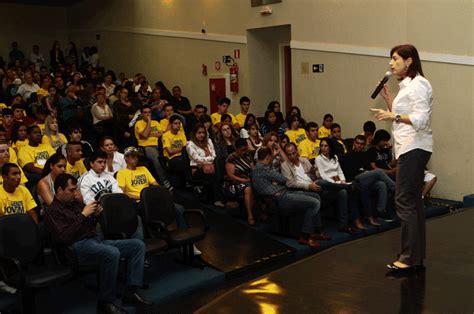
[230,64,238,93]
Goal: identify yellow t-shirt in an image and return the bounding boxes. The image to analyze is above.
[18,144,56,169]
[298,138,321,160]
[8,147,18,164]
[134,120,163,147]
[66,159,87,179]
[285,128,307,146]
[318,126,331,139]
[42,133,68,150]
[0,163,28,185]
[162,131,187,159]
[12,139,29,152]
[116,167,156,199]
[0,185,37,216]
[211,112,238,125]
[235,113,247,128]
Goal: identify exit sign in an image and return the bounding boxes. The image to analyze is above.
[313,64,324,73]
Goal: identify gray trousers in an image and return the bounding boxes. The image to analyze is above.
[396,149,431,266]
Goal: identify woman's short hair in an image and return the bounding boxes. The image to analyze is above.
[390,44,424,79]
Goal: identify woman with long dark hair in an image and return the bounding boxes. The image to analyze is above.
[371,44,433,272]
[37,153,67,211]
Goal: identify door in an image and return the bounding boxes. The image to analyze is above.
[209,78,226,113]
[283,45,292,113]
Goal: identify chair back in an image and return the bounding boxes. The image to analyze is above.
[140,186,176,226]
[0,214,41,265]
[99,193,138,238]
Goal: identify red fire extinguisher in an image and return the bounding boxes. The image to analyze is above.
[230,64,238,93]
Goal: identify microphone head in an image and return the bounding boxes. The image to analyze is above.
[384,71,393,79]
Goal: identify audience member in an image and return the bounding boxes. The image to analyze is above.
[318,113,333,139]
[224,138,255,225]
[330,123,347,157]
[187,104,207,135]
[235,96,251,128]
[367,129,397,180]
[315,138,362,233]
[17,72,40,100]
[162,115,187,187]
[49,41,64,69]
[0,141,27,185]
[252,147,322,248]
[362,121,376,150]
[42,115,68,150]
[340,135,396,224]
[45,173,151,313]
[9,42,25,63]
[285,115,307,146]
[0,163,38,223]
[211,97,239,129]
[240,113,258,139]
[65,141,87,179]
[298,122,320,164]
[260,110,281,136]
[246,123,262,153]
[266,100,284,125]
[18,125,55,185]
[37,153,67,211]
[99,136,126,176]
[30,44,45,71]
[134,105,171,189]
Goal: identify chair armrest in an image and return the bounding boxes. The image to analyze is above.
[147,220,167,231]
[183,209,209,231]
[0,256,24,288]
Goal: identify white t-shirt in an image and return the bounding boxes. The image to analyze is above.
[294,163,313,185]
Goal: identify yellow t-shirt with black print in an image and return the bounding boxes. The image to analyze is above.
[0,185,37,216]
[18,144,56,169]
[66,159,87,179]
[134,120,163,147]
[42,133,68,150]
[12,139,29,153]
[285,128,307,146]
[211,112,238,125]
[298,138,321,160]
[116,167,156,199]
[162,131,187,159]
[318,126,331,139]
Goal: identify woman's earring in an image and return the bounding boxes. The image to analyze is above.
[405,64,409,71]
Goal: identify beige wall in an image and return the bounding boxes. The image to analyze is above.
[3,0,471,200]
[0,3,68,65]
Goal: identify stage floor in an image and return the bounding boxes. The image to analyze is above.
[197,208,474,314]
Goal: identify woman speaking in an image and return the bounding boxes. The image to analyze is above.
[371,44,433,272]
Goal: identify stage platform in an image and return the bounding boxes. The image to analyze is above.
[197,208,474,314]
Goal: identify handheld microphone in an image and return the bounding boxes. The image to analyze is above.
[371,71,392,99]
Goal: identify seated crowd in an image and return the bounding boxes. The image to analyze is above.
[0,41,438,313]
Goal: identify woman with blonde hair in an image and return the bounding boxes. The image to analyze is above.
[42,115,67,150]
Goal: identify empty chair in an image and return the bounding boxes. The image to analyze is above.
[140,185,208,266]
[0,214,73,313]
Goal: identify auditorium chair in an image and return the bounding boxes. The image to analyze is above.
[140,186,208,267]
[0,214,73,313]
[98,193,168,255]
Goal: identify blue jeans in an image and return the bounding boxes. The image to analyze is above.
[72,237,145,302]
[276,190,321,234]
[354,169,395,215]
[317,179,356,228]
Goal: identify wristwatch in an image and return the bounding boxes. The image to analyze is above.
[395,114,401,123]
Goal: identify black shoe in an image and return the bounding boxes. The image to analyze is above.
[379,211,395,222]
[122,292,154,306]
[97,301,128,314]
[386,262,425,273]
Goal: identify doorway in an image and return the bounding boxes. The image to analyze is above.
[247,24,291,116]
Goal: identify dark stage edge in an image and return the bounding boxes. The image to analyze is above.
[197,208,474,314]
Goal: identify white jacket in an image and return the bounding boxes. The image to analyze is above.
[78,169,123,205]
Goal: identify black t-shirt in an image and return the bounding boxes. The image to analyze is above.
[172,96,191,112]
[340,151,370,181]
[366,146,393,170]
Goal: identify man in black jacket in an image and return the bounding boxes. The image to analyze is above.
[44,173,152,314]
